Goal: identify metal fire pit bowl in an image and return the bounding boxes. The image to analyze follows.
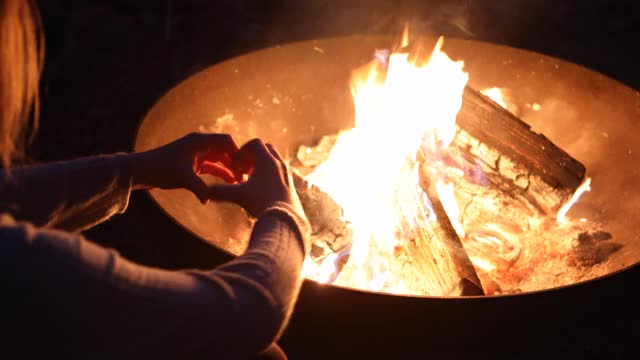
[136,35,639,357]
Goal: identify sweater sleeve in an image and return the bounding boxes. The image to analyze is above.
[0,154,132,232]
[0,201,310,359]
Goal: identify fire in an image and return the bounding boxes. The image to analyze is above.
[480,87,508,109]
[557,177,592,223]
[400,23,410,48]
[300,33,606,296]
[303,35,468,295]
[435,180,465,237]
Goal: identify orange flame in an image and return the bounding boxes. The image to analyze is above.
[301,33,598,296]
[302,35,469,295]
[480,87,508,109]
[401,24,410,48]
[557,177,592,223]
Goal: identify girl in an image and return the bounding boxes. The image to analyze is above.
[0,1,309,358]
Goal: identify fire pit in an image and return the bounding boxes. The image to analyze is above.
[135,34,639,356]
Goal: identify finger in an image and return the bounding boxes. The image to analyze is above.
[231,139,272,180]
[240,138,272,162]
[220,153,233,169]
[207,183,247,207]
[187,174,211,204]
[266,143,293,185]
[198,150,234,169]
[266,143,284,162]
[189,132,240,155]
[231,149,254,182]
[198,161,237,183]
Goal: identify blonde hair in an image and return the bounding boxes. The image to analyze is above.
[0,0,43,168]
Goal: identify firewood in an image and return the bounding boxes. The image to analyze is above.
[452,86,586,215]
[403,213,471,296]
[293,85,586,295]
[292,171,353,261]
[418,157,485,296]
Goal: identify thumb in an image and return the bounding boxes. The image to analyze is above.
[207,183,247,207]
[187,175,210,204]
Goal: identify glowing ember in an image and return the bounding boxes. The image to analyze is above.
[298,33,615,296]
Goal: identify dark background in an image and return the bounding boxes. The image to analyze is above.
[31,0,639,358]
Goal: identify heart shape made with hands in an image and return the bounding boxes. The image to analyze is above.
[197,141,256,184]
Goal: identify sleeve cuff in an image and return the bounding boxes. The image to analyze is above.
[111,153,134,215]
[257,202,311,256]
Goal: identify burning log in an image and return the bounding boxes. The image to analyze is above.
[418,171,485,296]
[293,36,592,296]
[296,142,487,296]
[292,171,353,261]
[451,86,587,215]
[294,85,589,295]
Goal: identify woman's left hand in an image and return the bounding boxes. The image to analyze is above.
[129,133,240,203]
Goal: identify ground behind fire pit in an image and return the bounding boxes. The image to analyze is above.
[32,0,639,358]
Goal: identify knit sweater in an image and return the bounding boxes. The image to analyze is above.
[0,155,310,359]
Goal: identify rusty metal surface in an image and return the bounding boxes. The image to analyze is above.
[135,35,640,291]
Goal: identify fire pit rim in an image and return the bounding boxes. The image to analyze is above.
[134,34,640,298]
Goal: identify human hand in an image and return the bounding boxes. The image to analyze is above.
[130,132,240,203]
[200,139,304,217]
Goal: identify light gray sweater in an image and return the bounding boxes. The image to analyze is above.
[0,155,310,359]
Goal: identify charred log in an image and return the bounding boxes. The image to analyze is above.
[568,231,621,267]
[451,87,587,215]
[293,85,589,295]
[292,171,353,261]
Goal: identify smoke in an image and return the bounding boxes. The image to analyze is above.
[373,0,474,38]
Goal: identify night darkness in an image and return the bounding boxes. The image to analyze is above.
[31,1,639,358]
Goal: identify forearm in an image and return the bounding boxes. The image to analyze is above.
[0,154,132,231]
[213,202,311,346]
[1,202,310,358]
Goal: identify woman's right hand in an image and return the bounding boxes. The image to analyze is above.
[200,139,304,218]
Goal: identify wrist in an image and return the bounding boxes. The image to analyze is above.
[128,152,151,190]
[258,201,311,255]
